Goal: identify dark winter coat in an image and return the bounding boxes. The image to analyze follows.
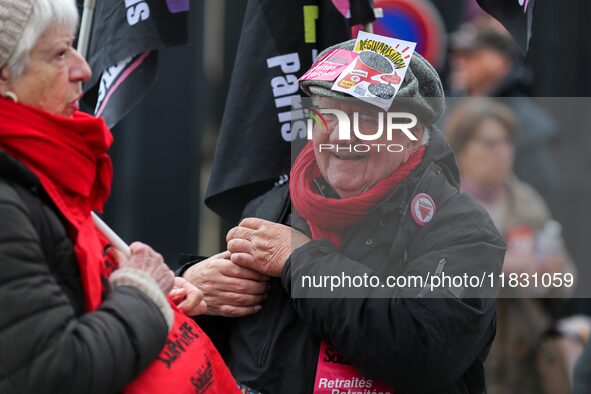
[183,129,505,394]
[0,149,168,394]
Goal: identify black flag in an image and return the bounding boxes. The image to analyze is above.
[81,0,189,127]
[476,0,536,54]
[349,0,375,26]
[205,0,350,223]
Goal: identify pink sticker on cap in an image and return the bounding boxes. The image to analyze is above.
[411,193,436,226]
[299,49,358,82]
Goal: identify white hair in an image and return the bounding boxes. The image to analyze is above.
[5,0,79,78]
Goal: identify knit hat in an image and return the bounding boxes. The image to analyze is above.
[0,0,33,68]
[300,39,445,126]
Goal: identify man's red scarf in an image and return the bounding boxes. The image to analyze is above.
[290,142,425,249]
[0,98,239,394]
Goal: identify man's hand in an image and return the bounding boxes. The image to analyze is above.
[182,251,270,317]
[226,218,310,278]
[169,277,207,316]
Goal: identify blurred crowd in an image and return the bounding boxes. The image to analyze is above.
[442,14,590,394]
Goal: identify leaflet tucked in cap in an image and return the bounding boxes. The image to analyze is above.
[0,0,34,67]
[300,32,445,126]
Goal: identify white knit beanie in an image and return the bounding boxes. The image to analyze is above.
[0,0,33,68]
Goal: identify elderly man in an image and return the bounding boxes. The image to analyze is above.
[182,39,505,393]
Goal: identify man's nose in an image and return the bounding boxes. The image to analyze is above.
[328,125,359,145]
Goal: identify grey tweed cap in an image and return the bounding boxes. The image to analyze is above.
[301,39,445,125]
[0,0,33,68]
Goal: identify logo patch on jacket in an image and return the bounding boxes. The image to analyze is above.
[411,193,436,226]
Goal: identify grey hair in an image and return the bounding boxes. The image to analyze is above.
[4,0,79,78]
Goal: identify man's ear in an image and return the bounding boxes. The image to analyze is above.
[414,124,426,144]
[400,124,425,163]
[407,124,425,151]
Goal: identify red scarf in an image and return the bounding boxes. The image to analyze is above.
[0,98,113,310]
[0,99,240,394]
[290,142,425,249]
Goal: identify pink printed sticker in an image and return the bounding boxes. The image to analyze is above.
[314,341,395,394]
[299,49,359,82]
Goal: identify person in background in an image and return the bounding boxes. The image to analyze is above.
[444,98,575,394]
[448,19,524,98]
[448,20,561,214]
[0,1,240,393]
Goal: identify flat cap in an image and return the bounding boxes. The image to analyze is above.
[301,39,445,125]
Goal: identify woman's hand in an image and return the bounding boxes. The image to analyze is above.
[226,218,310,278]
[169,277,208,316]
[182,251,270,317]
[108,242,175,294]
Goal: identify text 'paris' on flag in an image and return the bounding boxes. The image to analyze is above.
[205,0,354,224]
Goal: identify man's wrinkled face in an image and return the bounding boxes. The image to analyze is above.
[310,98,423,198]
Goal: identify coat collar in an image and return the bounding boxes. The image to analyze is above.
[0,149,41,191]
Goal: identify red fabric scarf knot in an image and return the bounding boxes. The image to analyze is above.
[290,142,426,249]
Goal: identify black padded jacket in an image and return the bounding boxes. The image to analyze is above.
[0,149,168,394]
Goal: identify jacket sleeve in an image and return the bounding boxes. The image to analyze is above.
[282,209,505,393]
[0,189,168,393]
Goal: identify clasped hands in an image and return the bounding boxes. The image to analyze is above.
[182,218,310,317]
[108,219,308,318]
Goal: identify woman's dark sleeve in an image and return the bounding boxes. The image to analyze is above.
[0,186,168,394]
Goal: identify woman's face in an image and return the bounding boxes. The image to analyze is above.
[457,118,514,187]
[312,102,423,198]
[0,25,91,117]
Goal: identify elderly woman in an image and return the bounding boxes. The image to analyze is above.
[181,39,505,393]
[0,1,239,393]
[444,98,575,394]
